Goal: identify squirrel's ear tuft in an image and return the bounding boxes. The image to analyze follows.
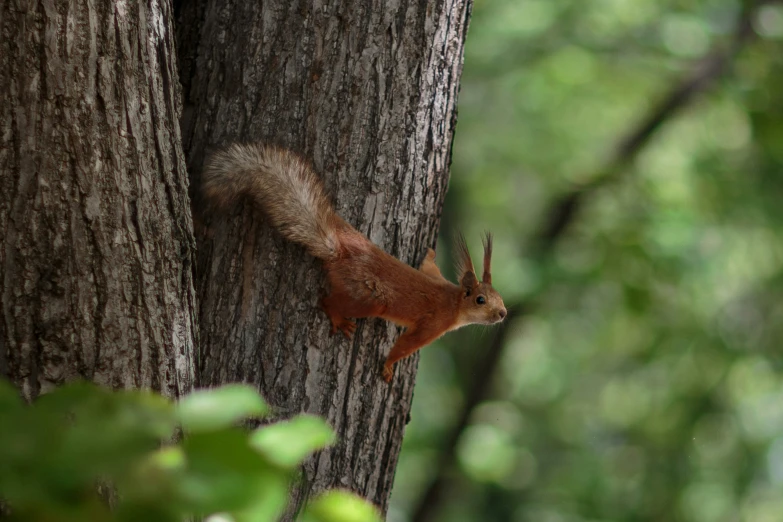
[482,232,493,284]
[455,233,478,292]
[455,233,475,277]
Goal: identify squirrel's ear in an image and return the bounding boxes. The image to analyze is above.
[482,232,493,284]
[460,271,478,294]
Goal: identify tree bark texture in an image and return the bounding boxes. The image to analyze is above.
[177,0,472,514]
[0,0,196,400]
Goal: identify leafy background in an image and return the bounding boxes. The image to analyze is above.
[389,0,783,521]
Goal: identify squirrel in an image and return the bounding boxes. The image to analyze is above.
[202,143,507,382]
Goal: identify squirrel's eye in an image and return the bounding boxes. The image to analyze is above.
[476,296,486,305]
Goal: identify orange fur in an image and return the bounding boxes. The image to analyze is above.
[203,144,507,382]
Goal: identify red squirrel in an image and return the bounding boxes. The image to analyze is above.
[202,144,507,382]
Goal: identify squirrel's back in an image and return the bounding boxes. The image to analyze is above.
[202,144,345,260]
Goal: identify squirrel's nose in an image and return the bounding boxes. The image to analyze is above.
[498,309,507,320]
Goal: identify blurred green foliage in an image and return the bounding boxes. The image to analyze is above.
[390,0,783,521]
[0,381,380,522]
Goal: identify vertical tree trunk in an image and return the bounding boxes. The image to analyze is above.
[177,0,471,514]
[0,0,196,399]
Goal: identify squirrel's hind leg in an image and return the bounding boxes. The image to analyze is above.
[320,283,386,338]
[419,248,447,281]
[320,293,357,338]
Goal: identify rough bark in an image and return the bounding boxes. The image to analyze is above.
[0,0,196,399]
[176,0,472,515]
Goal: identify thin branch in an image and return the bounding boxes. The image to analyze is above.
[411,4,763,521]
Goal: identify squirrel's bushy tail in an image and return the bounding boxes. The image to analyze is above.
[202,144,341,260]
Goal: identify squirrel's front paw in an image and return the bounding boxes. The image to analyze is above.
[382,363,394,383]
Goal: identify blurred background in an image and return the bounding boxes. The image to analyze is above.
[388,0,783,521]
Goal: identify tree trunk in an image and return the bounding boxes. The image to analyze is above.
[177,0,472,515]
[0,0,196,399]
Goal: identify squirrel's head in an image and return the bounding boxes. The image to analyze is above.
[455,233,507,326]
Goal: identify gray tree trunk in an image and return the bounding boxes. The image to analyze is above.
[177,0,472,515]
[0,0,196,400]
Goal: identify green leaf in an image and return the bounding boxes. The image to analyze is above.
[34,381,105,417]
[231,473,289,522]
[117,501,181,522]
[177,429,281,513]
[147,446,187,471]
[301,491,382,522]
[250,415,336,468]
[177,385,268,432]
[56,390,175,479]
